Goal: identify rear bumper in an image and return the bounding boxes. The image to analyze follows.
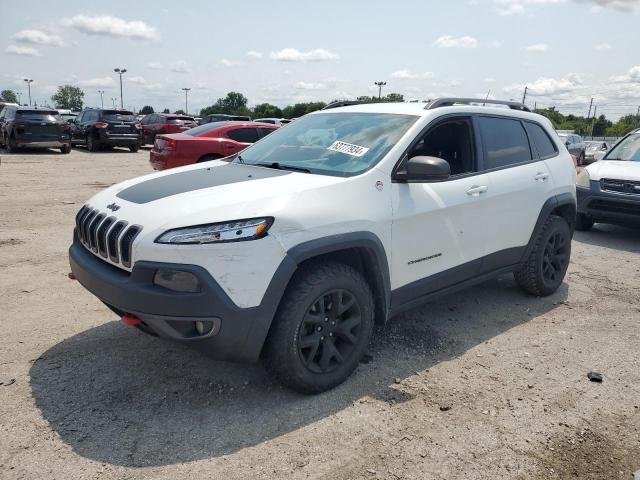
[15,133,70,148]
[577,182,640,225]
[68,233,295,362]
[149,150,192,170]
[97,131,140,146]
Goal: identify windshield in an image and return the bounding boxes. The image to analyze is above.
[61,114,77,122]
[102,110,136,122]
[16,110,62,122]
[234,112,418,176]
[184,121,230,136]
[604,133,640,161]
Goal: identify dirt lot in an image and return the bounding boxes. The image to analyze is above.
[0,147,639,480]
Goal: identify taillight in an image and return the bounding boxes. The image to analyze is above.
[166,138,178,151]
[61,123,70,129]
[95,121,108,128]
[135,123,142,129]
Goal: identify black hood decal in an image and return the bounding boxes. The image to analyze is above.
[116,163,290,204]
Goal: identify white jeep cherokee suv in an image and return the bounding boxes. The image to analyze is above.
[576,128,640,230]
[69,98,577,393]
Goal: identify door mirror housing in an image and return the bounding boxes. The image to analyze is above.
[399,156,451,182]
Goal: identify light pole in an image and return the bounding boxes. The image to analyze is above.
[113,68,127,108]
[181,87,191,114]
[111,97,117,108]
[23,78,33,106]
[374,81,387,100]
[17,92,22,105]
[98,90,105,108]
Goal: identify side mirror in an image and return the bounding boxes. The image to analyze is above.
[401,156,451,182]
[565,141,570,147]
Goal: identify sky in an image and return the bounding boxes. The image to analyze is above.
[0,0,639,119]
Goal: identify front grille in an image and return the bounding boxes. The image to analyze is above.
[75,205,141,269]
[589,199,640,217]
[600,178,640,196]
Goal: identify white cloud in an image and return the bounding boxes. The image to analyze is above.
[13,29,64,47]
[219,58,243,67]
[595,42,612,51]
[526,43,549,52]
[169,61,190,73]
[577,0,640,12]
[78,77,115,87]
[295,81,328,90]
[432,35,478,48]
[61,15,158,40]
[147,61,163,69]
[391,69,434,80]
[246,50,262,59]
[143,83,163,91]
[609,65,640,83]
[5,45,40,56]
[127,76,147,85]
[494,0,564,16]
[503,73,584,96]
[485,77,497,83]
[269,48,339,62]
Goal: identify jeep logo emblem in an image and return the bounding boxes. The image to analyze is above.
[106,202,121,212]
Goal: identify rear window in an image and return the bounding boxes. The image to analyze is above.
[227,128,260,143]
[183,122,230,136]
[478,117,532,170]
[16,110,62,121]
[101,110,136,122]
[167,117,196,124]
[524,122,558,159]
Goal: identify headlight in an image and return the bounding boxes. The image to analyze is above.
[576,168,591,189]
[155,217,273,244]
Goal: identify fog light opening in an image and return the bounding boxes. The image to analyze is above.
[195,320,213,336]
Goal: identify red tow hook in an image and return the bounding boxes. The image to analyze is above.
[121,314,142,326]
[68,272,77,280]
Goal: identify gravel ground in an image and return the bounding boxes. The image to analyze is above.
[0,147,639,480]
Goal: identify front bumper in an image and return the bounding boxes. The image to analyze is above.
[69,234,295,362]
[577,181,640,225]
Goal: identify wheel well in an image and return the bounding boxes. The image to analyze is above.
[551,202,576,230]
[197,153,223,163]
[295,247,388,325]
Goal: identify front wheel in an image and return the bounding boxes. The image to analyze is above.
[60,144,71,154]
[575,212,594,231]
[515,215,571,296]
[129,144,140,153]
[6,135,17,153]
[262,261,375,394]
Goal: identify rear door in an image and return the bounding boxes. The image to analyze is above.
[476,115,552,268]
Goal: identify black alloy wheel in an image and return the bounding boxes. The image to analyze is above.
[541,231,570,289]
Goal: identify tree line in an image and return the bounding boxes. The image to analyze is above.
[2,86,638,136]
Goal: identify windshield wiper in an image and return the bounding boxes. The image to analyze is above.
[254,162,310,173]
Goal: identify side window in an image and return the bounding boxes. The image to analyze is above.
[408,117,476,176]
[227,128,260,143]
[478,116,532,170]
[258,127,276,138]
[140,115,150,125]
[524,122,558,159]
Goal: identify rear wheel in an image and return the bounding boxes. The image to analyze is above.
[6,134,17,153]
[575,212,594,231]
[129,144,140,153]
[515,215,571,296]
[86,133,98,152]
[263,261,374,394]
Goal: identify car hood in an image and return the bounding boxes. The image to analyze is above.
[585,160,640,182]
[83,160,346,235]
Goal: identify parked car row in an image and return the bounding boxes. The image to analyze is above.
[0,105,72,153]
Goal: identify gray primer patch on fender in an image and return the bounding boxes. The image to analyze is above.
[116,163,290,204]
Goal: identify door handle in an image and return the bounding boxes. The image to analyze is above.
[466,185,488,196]
[534,172,549,181]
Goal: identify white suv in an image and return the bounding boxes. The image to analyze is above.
[69,98,577,393]
[576,128,640,230]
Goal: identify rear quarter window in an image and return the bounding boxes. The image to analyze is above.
[478,116,532,170]
[524,122,558,159]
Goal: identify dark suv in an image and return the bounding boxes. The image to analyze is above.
[71,109,141,152]
[0,106,72,153]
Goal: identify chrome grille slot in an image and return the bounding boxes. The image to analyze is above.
[107,221,127,263]
[97,217,115,258]
[74,205,142,270]
[601,178,640,196]
[88,213,106,252]
[120,226,141,268]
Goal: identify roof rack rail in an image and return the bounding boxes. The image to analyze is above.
[322,100,380,110]
[425,97,531,112]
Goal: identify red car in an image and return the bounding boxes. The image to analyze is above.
[149,121,279,170]
[140,113,198,146]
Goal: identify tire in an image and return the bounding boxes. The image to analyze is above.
[514,215,571,296]
[86,133,98,152]
[197,154,222,163]
[262,261,375,394]
[575,212,594,231]
[129,144,140,153]
[60,144,71,154]
[6,135,17,153]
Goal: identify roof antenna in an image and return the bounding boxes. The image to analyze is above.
[483,90,491,106]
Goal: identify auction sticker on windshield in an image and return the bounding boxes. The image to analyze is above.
[327,140,370,157]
